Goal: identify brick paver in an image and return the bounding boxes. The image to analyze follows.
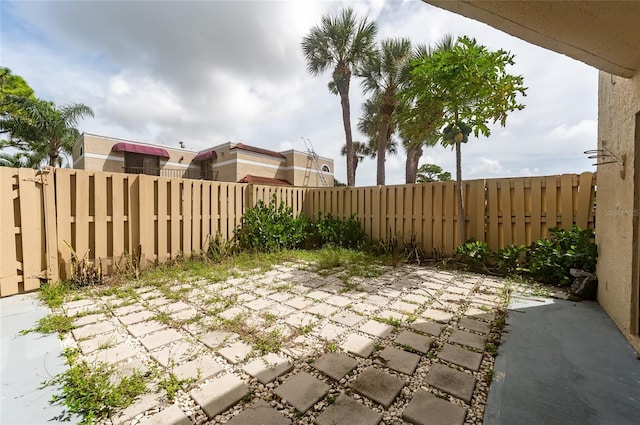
[332,311,364,327]
[438,343,483,371]
[377,346,421,375]
[139,328,182,350]
[150,341,197,367]
[359,320,394,338]
[315,394,382,425]
[448,330,486,350]
[111,391,166,425]
[341,334,375,358]
[409,320,444,337]
[243,353,293,384]
[226,400,291,425]
[458,317,492,334]
[425,364,476,403]
[78,332,124,354]
[395,330,433,354]
[191,374,249,418]
[172,355,223,382]
[127,320,166,337]
[218,341,253,364]
[351,367,405,408]
[402,389,467,425]
[85,343,137,365]
[312,352,359,381]
[421,308,453,323]
[199,330,238,348]
[72,321,117,340]
[141,404,192,425]
[275,372,329,413]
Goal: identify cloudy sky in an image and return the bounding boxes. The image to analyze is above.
[1,0,598,186]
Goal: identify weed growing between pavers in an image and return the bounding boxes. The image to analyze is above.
[21,313,75,336]
[43,349,147,425]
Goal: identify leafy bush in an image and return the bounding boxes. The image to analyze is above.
[455,239,492,271]
[235,196,307,252]
[526,226,597,286]
[494,244,526,275]
[307,212,367,249]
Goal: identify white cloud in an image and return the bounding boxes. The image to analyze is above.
[549,120,597,140]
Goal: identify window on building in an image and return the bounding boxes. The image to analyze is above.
[321,165,330,173]
[124,152,160,176]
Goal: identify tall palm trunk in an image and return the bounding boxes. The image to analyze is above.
[48,139,59,167]
[376,94,395,186]
[405,143,423,184]
[455,139,465,244]
[337,77,355,187]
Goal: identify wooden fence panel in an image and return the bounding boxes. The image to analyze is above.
[0,169,20,296]
[17,169,45,291]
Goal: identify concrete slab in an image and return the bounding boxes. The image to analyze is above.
[458,317,491,334]
[113,303,144,316]
[325,295,352,307]
[312,352,359,381]
[140,404,192,425]
[73,312,108,327]
[332,311,364,327]
[244,297,274,311]
[438,344,483,371]
[157,301,191,313]
[484,297,640,425]
[118,309,153,325]
[421,308,453,323]
[71,321,117,340]
[127,320,166,337]
[111,391,166,425]
[243,353,293,384]
[1,294,80,425]
[395,330,432,354]
[170,308,199,321]
[78,332,124,354]
[358,320,394,338]
[226,400,291,425]
[390,301,420,314]
[151,341,197,367]
[172,355,223,382]
[351,367,405,408]
[315,323,345,341]
[403,389,467,425]
[377,346,420,375]
[308,303,339,317]
[341,333,375,358]
[284,312,318,328]
[315,394,382,425]
[139,328,183,350]
[218,341,253,364]
[85,342,138,365]
[409,320,444,337]
[199,330,238,349]
[448,330,486,350]
[275,371,329,413]
[191,373,249,418]
[285,296,313,310]
[425,364,476,403]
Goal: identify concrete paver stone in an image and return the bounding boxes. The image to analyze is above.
[448,330,486,350]
[425,364,476,403]
[111,391,166,425]
[127,320,166,337]
[458,317,492,334]
[351,366,405,408]
[146,297,170,307]
[395,330,433,354]
[464,307,496,322]
[409,320,444,337]
[390,301,420,314]
[243,353,293,384]
[315,394,382,425]
[404,294,429,304]
[140,328,183,350]
[71,321,117,340]
[218,307,245,320]
[73,313,107,327]
[377,310,406,322]
[438,343,483,371]
[218,341,253,364]
[315,323,346,341]
[172,355,224,382]
[341,333,376,358]
[157,301,191,314]
[191,373,249,418]
[140,404,192,425]
[285,296,313,310]
[377,346,420,375]
[113,358,149,380]
[285,312,318,328]
[308,303,339,317]
[268,292,292,303]
[113,304,144,316]
[422,309,453,323]
[85,343,137,365]
[151,341,198,367]
[312,352,359,381]
[170,308,199,321]
[199,330,238,349]
[118,310,154,325]
[325,295,352,307]
[402,389,467,425]
[244,298,274,311]
[78,332,124,354]
[332,311,365,327]
[274,371,330,413]
[226,400,292,425]
[358,320,394,338]
[307,290,331,300]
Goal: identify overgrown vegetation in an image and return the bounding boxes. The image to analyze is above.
[43,350,147,425]
[455,226,597,286]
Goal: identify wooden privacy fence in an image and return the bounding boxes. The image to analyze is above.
[302,172,596,256]
[0,166,595,296]
[0,167,307,296]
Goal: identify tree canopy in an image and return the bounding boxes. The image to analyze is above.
[416,163,452,183]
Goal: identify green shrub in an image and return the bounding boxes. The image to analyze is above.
[494,244,526,275]
[455,239,492,271]
[308,212,367,249]
[235,196,307,252]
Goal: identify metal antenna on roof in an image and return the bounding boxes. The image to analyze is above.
[301,137,328,187]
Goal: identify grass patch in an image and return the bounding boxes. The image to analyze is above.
[22,314,75,336]
[39,281,73,308]
[158,372,197,402]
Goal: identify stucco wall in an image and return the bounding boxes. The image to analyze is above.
[597,70,640,349]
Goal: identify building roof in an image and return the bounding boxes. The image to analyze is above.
[112,142,170,158]
[232,143,286,159]
[193,149,217,161]
[237,174,292,186]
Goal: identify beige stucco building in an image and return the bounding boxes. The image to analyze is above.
[72,133,334,187]
[424,0,640,351]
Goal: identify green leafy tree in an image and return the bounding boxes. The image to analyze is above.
[0,67,35,118]
[358,37,412,185]
[398,36,454,184]
[356,96,398,158]
[404,36,526,243]
[1,97,94,167]
[416,163,452,183]
[302,7,377,186]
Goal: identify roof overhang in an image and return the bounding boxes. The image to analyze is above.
[193,150,217,162]
[112,142,170,158]
[425,1,640,77]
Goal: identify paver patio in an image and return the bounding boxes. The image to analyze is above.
[51,263,508,424]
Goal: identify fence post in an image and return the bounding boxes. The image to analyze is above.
[40,167,59,282]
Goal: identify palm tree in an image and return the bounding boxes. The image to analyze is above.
[358,37,412,185]
[302,7,377,186]
[398,36,455,184]
[1,97,93,167]
[341,141,374,182]
[357,96,398,156]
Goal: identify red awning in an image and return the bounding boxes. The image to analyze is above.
[193,149,217,162]
[112,142,170,158]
